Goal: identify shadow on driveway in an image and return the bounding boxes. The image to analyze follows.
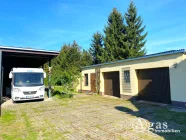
[115,101,186,140]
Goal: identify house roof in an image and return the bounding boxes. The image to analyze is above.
[82,49,186,69]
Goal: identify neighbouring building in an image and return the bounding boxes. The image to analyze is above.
[77,49,186,107]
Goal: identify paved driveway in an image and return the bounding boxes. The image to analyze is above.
[1,94,186,140]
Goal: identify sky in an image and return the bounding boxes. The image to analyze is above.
[0,0,186,54]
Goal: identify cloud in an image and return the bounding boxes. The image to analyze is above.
[52,1,100,17]
[54,2,87,15]
[56,3,74,14]
[164,46,186,51]
[148,37,186,47]
[3,26,96,51]
[0,28,66,51]
[146,36,186,54]
[0,37,3,45]
[141,0,175,11]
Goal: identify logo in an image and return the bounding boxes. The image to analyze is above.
[132,118,149,132]
[132,118,180,133]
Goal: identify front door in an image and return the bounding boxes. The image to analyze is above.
[91,73,96,93]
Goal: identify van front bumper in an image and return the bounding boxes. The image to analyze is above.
[13,95,44,101]
[12,89,45,101]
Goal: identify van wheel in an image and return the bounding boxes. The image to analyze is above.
[12,100,16,104]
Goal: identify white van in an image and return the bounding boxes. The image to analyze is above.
[9,68,46,102]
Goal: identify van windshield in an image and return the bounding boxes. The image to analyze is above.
[14,73,44,87]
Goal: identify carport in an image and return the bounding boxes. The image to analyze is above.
[0,46,59,111]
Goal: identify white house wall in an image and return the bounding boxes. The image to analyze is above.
[79,53,186,105]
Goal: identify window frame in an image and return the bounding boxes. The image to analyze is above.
[84,74,88,86]
[124,70,130,84]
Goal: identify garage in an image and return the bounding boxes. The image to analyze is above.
[137,67,171,104]
[0,46,59,99]
[104,71,120,98]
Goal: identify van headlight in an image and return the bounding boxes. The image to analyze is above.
[13,88,21,93]
[39,87,45,91]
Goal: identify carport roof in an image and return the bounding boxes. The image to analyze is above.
[0,45,59,68]
[82,49,186,69]
[0,45,59,55]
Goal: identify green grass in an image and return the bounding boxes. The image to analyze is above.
[0,111,38,140]
[54,86,64,92]
[0,111,21,140]
[52,86,74,99]
[54,86,80,94]
[117,135,128,140]
[154,107,186,125]
[1,134,22,140]
[22,113,37,140]
[0,109,67,140]
[0,111,16,124]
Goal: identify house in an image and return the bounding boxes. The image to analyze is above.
[77,49,186,107]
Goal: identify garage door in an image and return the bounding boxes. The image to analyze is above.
[137,67,171,104]
[104,72,120,98]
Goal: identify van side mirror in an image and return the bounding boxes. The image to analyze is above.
[44,72,46,78]
[9,72,12,79]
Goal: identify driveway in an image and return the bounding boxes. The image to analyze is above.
[0,94,186,140]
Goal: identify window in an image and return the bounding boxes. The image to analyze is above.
[84,74,88,86]
[122,68,131,93]
[124,70,130,83]
[14,73,44,87]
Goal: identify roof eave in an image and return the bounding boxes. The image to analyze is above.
[0,45,59,55]
[82,49,186,69]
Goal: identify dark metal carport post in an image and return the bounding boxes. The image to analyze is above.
[48,59,51,98]
[0,51,2,116]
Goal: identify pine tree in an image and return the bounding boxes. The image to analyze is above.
[81,49,93,66]
[124,1,147,58]
[89,32,105,64]
[104,8,127,62]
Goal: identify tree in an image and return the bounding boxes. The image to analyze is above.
[51,42,80,86]
[89,32,105,64]
[104,8,127,62]
[48,41,92,87]
[124,1,147,58]
[81,49,93,66]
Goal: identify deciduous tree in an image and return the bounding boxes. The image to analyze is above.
[45,41,92,87]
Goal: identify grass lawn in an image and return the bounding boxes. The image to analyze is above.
[54,86,64,92]
[1,95,186,140]
[53,86,79,94]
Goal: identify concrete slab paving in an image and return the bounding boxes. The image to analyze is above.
[1,94,186,140]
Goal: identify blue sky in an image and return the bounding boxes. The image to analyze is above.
[0,0,186,54]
